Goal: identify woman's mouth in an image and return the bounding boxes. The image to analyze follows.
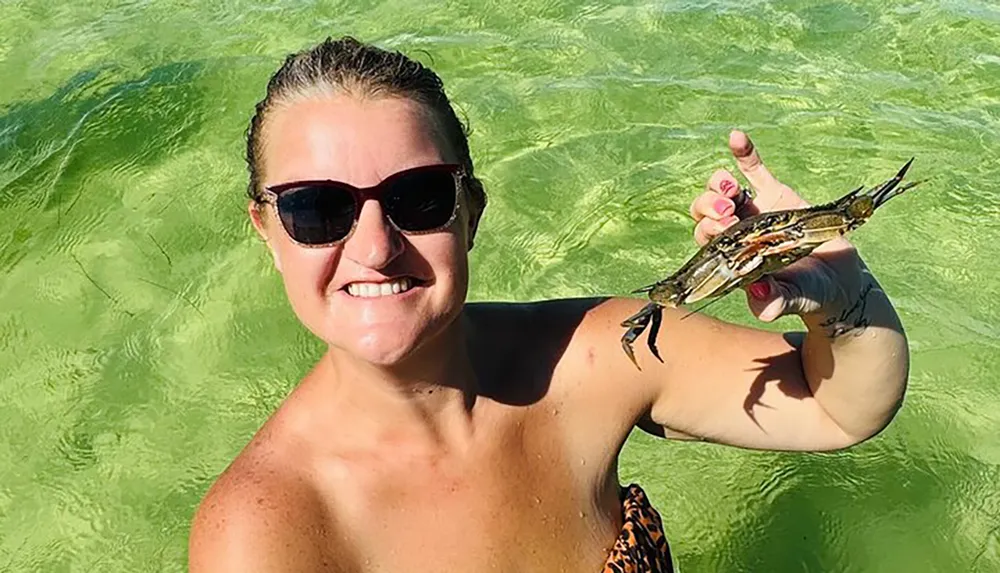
[344,277,418,298]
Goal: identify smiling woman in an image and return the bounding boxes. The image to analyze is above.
[187,36,909,573]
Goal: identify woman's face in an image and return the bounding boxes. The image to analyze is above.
[251,94,478,366]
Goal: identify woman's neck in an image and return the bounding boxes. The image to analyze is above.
[317,312,482,454]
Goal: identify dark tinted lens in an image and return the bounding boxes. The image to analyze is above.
[276,185,356,245]
[383,169,457,232]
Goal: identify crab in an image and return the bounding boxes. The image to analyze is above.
[621,159,919,368]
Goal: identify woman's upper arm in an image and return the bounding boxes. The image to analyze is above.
[579,297,853,452]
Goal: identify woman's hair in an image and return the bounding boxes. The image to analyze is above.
[245,36,486,214]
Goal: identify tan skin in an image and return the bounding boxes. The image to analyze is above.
[188,94,908,572]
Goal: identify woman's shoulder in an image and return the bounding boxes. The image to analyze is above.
[465,296,664,462]
[189,436,357,572]
[464,298,610,367]
[463,296,655,404]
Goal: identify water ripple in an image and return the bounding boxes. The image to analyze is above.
[2,2,999,572]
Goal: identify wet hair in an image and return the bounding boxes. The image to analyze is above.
[245,36,486,217]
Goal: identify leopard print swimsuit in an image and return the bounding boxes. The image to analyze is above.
[602,484,673,573]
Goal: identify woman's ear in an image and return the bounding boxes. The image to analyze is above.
[248,200,283,273]
[248,200,268,240]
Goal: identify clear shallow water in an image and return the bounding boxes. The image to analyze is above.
[1,1,998,571]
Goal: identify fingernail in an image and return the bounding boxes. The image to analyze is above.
[749,280,771,300]
[714,198,734,216]
[719,180,737,195]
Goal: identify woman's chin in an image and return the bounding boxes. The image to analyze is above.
[299,298,463,367]
[354,337,417,367]
[327,328,428,367]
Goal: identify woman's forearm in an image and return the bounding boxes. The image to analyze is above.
[799,257,910,443]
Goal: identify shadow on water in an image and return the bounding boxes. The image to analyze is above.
[0,61,206,270]
[684,441,1000,572]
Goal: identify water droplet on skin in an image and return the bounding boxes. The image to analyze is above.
[534,496,542,504]
[580,458,586,466]
[578,511,586,518]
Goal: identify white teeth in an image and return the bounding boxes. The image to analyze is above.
[346,278,413,298]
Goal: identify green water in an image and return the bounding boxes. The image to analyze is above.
[1,1,998,571]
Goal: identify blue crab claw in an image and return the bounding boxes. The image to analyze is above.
[619,303,664,370]
[870,157,919,208]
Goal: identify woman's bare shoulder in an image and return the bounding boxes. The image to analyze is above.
[466,296,644,363]
[465,298,652,449]
[464,298,609,392]
[189,432,357,572]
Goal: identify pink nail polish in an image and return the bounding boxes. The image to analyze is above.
[714,198,734,216]
[749,281,771,300]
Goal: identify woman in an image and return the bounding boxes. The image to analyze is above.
[189,36,908,572]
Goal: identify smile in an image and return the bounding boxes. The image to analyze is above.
[345,278,415,298]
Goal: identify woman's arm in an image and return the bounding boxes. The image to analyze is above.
[795,245,909,443]
[575,131,909,451]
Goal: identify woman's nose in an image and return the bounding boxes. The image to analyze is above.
[341,199,403,269]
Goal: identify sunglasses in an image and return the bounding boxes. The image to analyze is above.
[259,164,464,247]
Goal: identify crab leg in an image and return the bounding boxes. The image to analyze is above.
[620,303,663,369]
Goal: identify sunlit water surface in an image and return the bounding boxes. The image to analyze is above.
[1,1,998,571]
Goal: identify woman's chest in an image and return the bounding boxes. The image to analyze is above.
[317,424,622,572]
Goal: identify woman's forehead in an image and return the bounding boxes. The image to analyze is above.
[261,94,448,187]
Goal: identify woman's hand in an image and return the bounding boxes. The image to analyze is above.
[689,130,867,326]
[588,129,907,450]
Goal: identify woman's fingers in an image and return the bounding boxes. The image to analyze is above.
[689,189,735,222]
[693,213,739,246]
[728,130,810,212]
[691,169,747,244]
[706,169,744,198]
[744,276,789,322]
[729,130,780,192]
[691,169,743,220]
